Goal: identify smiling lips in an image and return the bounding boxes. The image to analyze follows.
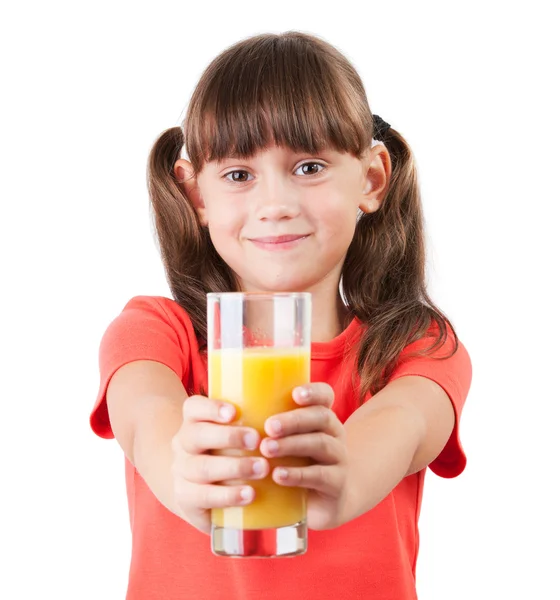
[248,234,310,251]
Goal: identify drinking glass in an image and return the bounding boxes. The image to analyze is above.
[207,292,312,557]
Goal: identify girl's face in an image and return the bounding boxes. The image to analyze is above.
[177,143,389,294]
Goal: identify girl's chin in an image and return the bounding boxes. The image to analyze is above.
[240,274,317,294]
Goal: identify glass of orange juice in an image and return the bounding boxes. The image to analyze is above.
[207,292,311,558]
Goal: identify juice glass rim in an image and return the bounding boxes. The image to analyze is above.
[207,292,311,301]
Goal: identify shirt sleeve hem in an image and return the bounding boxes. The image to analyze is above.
[388,371,467,479]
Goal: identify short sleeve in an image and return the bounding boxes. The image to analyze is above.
[90,296,192,439]
[388,322,472,478]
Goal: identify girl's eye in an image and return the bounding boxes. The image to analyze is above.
[294,162,325,176]
[224,170,254,183]
[223,162,325,183]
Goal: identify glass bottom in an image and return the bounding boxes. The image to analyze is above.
[211,520,307,558]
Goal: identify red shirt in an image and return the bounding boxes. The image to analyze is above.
[91,296,472,600]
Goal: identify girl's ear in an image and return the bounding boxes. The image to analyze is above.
[358,145,392,214]
[173,159,208,226]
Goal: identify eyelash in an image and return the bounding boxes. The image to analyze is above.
[223,162,326,183]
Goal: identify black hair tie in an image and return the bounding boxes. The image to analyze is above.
[372,114,391,139]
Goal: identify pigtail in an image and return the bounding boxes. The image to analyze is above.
[146,127,236,343]
[342,125,459,401]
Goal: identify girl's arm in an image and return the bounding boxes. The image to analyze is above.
[341,374,455,524]
[106,360,187,519]
[258,376,455,530]
[106,359,270,533]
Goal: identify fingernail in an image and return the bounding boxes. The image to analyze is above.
[268,419,282,435]
[219,404,235,422]
[240,487,253,504]
[243,431,258,449]
[265,439,279,455]
[252,459,265,476]
[296,387,310,401]
[275,468,288,480]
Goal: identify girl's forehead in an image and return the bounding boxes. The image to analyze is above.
[188,98,370,173]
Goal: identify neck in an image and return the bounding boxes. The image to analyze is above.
[310,286,351,343]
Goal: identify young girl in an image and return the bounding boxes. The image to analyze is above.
[91,31,472,600]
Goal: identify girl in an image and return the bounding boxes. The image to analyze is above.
[91,31,472,600]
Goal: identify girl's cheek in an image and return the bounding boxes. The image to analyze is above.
[211,213,241,235]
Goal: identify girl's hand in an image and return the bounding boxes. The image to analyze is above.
[170,396,269,534]
[260,383,349,530]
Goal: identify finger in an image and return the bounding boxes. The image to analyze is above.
[177,422,261,454]
[175,479,256,510]
[260,432,342,464]
[182,396,237,424]
[198,484,256,509]
[271,464,341,496]
[264,405,343,438]
[175,454,269,484]
[292,383,335,408]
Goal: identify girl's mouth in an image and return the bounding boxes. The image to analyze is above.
[248,234,310,251]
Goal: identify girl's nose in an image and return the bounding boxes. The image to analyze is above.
[255,179,301,221]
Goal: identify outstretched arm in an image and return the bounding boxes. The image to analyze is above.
[263,375,455,529]
[341,375,455,524]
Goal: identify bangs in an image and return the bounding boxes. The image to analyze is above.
[184,33,372,173]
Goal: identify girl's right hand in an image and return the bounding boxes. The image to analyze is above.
[170,396,270,534]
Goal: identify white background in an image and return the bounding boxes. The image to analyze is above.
[2,1,559,598]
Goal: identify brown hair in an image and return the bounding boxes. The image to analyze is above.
[147,31,459,401]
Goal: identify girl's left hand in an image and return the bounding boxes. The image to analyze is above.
[260,383,348,530]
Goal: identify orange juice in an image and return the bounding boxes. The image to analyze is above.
[209,347,310,530]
